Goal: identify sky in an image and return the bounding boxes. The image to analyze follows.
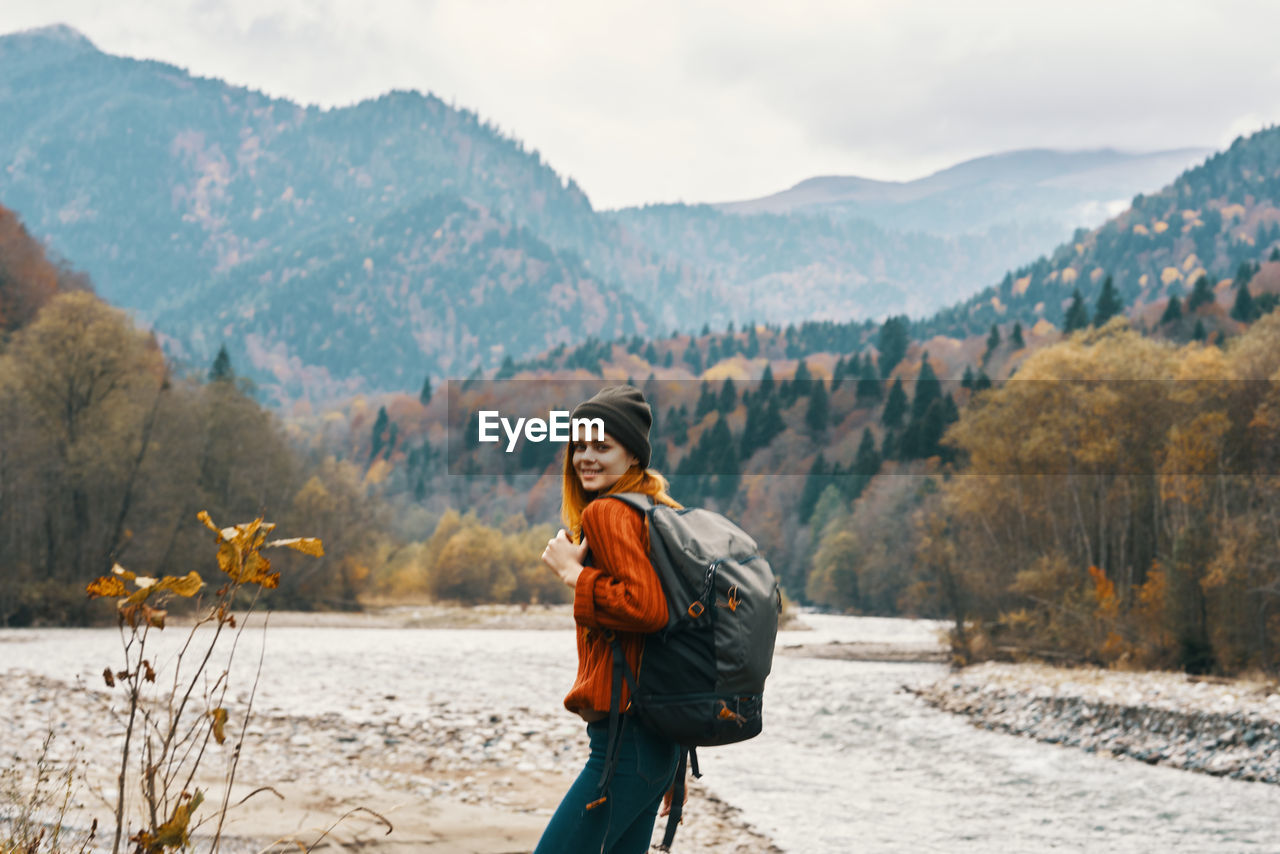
[3,0,1280,210]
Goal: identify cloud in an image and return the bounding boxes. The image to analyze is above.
[4,0,1280,208]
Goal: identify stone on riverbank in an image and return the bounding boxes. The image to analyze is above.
[912,662,1280,784]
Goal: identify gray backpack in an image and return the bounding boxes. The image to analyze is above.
[592,493,781,850]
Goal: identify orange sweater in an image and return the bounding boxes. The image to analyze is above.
[563,498,669,720]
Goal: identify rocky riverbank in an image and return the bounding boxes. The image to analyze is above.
[913,662,1280,784]
[2,668,781,852]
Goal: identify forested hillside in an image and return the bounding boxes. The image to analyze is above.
[1,25,1201,404]
[0,205,381,624]
[925,127,1280,340]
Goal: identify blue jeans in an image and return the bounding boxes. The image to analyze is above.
[534,717,680,854]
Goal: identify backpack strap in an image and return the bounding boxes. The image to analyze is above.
[657,748,689,851]
[607,491,655,515]
[591,630,645,808]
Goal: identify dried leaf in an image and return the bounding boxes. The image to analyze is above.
[155,571,203,598]
[111,563,137,582]
[197,510,221,536]
[153,789,204,847]
[86,576,126,599]
[266,537,325,557]
[216,541,240,576]
[146,607,167,629]
[211,708,228,745]
[102,667,115,688]
[142,660,156,683]
[239,552,278,588]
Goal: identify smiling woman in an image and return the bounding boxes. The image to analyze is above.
[535,384,686,853]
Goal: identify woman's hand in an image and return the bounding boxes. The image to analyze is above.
[659,781,687,818]
[542,529,588,587]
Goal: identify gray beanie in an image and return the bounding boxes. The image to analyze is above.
[570,385,652,468]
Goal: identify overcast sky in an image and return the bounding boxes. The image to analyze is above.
[3,0,1280,209]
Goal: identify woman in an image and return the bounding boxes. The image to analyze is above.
[535,384,684,854]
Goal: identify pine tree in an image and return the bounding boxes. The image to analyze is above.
[854,427,880,478]
[419,375,433,406]
[877,316,910,378]
[1231,282,1258,323]
[1010,321,1025,349]
[718,377,738,413]
[805,379,830,435]
[1187,275,1215,312]
[759,363,775,397]
[1192,318,1207,341]
[882,378,907,428]
[762,396,785,445]
[667,405,689,446]
[1063,289,1089,332]
[683,342,703,375]
[984,323,1001,362]
[831,356,846,392]
[209,344,234,383]
[643,342,658,364]
[973,370,992,392]
[961,365,974,390]
[370,406,390,461]
[910,353,941,420]
[1161,295,1183,324]
[793,359,812,395]
[695,381,717,420]
[856,358,883,403]
[798,454,829,524]
[709,417,740,501]
[1093,275,1123,326]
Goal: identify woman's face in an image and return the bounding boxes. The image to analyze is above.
[572,431,638,492]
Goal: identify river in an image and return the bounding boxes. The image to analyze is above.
[4,613,1280,852]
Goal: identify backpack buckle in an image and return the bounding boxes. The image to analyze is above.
[687,601,706,618]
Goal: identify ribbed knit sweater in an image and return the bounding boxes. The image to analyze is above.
[563,498,668,720]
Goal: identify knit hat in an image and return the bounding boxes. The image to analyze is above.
[570,385,652,468]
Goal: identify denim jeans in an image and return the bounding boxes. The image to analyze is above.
[533,716,680,854]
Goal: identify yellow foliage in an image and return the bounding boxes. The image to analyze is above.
[1182,253,1199,272]
[1014,274,1034,293]
[365,457,393,485]
[1139,274,1149,287]
[1087,565,1118,618]
[1031,318,1055,337]
[266,536,325,557]
[211,708,228,744]
[1221,203,1246,221]
[1132,223,1149,236]
[1161,267,1182,285]
[86,575,126,598]
[1153,220,1169,234]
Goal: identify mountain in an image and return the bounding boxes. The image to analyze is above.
[610,149,1211,324]
[922,127,1280,341]
[716,148,1210,235]
[0,24,1206,403]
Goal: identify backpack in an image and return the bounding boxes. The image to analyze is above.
[591,492,781,850]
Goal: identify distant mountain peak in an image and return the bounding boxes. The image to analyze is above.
[1,23,99,69]
[3,23,97,50]
[715,146,1213,224]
